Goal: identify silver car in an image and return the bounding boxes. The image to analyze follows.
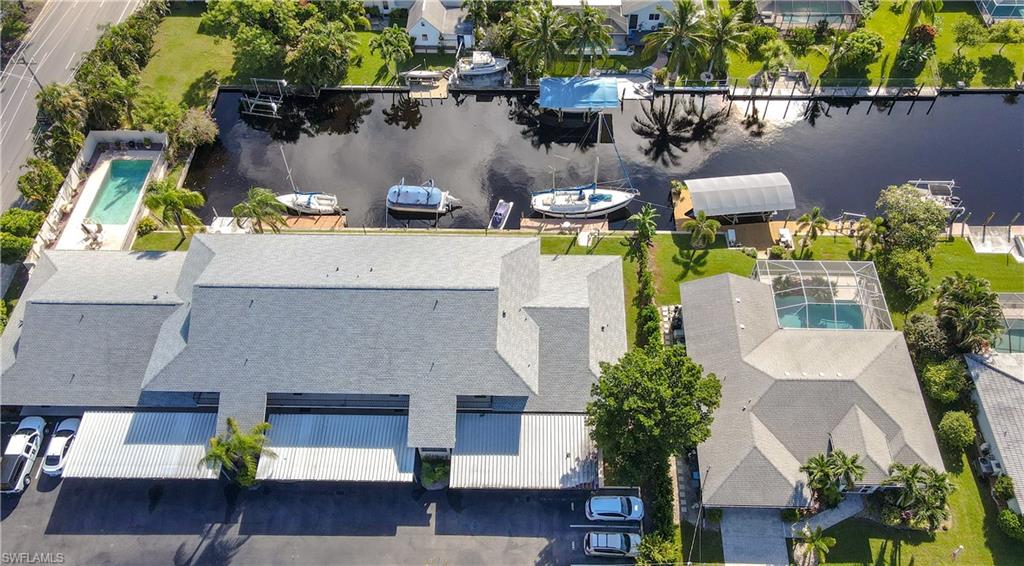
[585,495,645,521]
[584,531,641,557]
[1,417,45,493]
[42,418,80,476]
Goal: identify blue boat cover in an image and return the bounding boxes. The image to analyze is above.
[388,185,443,207]
[538,77,620,111]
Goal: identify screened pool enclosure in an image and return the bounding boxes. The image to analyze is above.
[995,293,1024,354]
[754,260,893,330]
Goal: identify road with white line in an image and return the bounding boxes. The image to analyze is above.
[0,0,143,210]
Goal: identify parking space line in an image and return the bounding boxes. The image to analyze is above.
[568,524,642,529]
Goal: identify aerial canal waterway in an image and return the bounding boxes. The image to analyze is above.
[186,91,1023,230]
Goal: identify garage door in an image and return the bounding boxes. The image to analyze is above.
[63,411,218,480]
[450,413,598,489]
[256,414,415,482]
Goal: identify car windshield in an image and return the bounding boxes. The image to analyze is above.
[13,428,34,437]
[54,430,73,438]
[622,536,632,552]
[622,498,631,515]
[45,455,60,466]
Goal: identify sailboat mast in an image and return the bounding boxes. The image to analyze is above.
[279,145,298,193]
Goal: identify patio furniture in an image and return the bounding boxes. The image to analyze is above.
[778,227,794,249]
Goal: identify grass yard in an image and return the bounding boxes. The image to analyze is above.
[680,520,725,565]
[131,231,191,252]
[718,1,1024,87]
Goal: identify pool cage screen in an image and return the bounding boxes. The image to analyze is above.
[757,0,862,31]
[754,260,893,330]
[996,293,1024,354]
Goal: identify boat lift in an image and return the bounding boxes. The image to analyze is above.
[241,78,288,118]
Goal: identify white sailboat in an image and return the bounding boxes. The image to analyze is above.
[276,192,340,215]
[530,156,637,219]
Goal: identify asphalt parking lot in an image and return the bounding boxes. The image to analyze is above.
[1,461,642,565]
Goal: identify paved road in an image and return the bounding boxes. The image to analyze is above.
[0,0,143,211]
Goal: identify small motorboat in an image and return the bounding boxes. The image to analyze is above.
[400,69,446,82]
[906,179,965,218]
[530,184,636,219]
[456,51,509,76]
[489,200,514,230]
[386,179,460,214]
[276,191,340,215]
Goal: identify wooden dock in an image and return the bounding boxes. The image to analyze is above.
[409,77,449,100]
[284,214,347,231]
[519,217,608,234]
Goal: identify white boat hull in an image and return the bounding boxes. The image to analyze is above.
[276,193,339,215]
[457,53,509,76]
[531,186,636,218]
[489,200,513,230]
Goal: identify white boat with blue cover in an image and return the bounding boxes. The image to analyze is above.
[276,191,340,215]
[386,179,459,214]
[530,183,636,219]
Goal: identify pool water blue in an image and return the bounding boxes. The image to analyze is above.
[86,159,153,224]
[778,302,866,330]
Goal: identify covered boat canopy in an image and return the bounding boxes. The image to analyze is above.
[387,184,444,208]
[685,172,796,221]
[63,411,218,480]
[539,77,620,112]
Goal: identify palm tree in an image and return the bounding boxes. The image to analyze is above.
[797,206,828,253]
[624,204,659,265]
[143,178,205,239]
[566,2,612,76]
[801,453,835,492]
[700,5,748,78]
[906,0,944,35]
[463,0,490,24]
[231,187,288,234]
[642,0,707,80]
[369,25,413,75]
[884,462,926,510]
[828,450,866,490]
[683,210,720,249]
[921,467,956,506]
[200,417,275,488]
[35,83,86,127]
[904,274,932,315]
[110,73,141,128]
[854,216,885,257]
[813,32,849,78]
[936,272,1003,353]
[800,526,836,566]
[514,1,568,73]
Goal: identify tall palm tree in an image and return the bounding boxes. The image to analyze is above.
[854,216,885,257]
[700,5,748,78]
[143,178,205,239]
[800,526,836,566]
[814,32,849,78]
[801,453,835,492]
[514,1,568,73]
[110,73,141,128]
[231,187,288,234]
[642,0,707,80]
[936,272,1003,353]
[369,25,413,75]
[624,204,659,264]
[884,462,926,510]
[200,417,275,488]
[921,467,956,506]
[682,210,720,249]
[566,2,612,76]
[35,83,86,127]
[906,0,944,35]
[797,206,828,252]
[828,450,866,490]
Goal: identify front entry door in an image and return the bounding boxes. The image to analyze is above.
[628,14,638,30]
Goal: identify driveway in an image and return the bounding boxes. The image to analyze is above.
[719,508,790,566]
[1,473,639,565]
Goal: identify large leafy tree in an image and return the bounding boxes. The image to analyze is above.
[682,210,720,249]
[642,0,707,79]
[286,20,358,87]
[232,187,288,233]
[700,5,748,78]
[17,158,65,211]
[369,25,414,75]
[232,24,286,77]
[143,178,206,239]
[586,345,721,485]
[35,83,87,128]
[171,108,219,161]
[201,0,301,44]
[316,0,371,31]
[135,91,182,133]
[34,120,85,172]
[875,184,948,256]
[566,2,612,76]
[200,417,275,487]
[990,20,1024,55]
[935,272,1003,353]
[514,1,568,73]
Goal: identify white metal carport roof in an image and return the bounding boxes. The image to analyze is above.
[255,414,415,482]
[63,411,218,480]
[685,172,796,217]
[450,413,598,489]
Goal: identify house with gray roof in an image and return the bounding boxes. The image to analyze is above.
[406,0,474,51]
[1,234,626,486]
[679,261,943,509]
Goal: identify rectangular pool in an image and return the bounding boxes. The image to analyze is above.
[85,159,153,225]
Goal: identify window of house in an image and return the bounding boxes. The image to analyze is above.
[649,13,660,21]
[421,34,428,42]
[382,1,389,9]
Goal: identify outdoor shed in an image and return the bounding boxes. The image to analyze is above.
[684,172,796,223]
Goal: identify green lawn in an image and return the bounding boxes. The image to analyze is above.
[680,520,725,565]
[131,231,191,251]
[719,1,1024,87]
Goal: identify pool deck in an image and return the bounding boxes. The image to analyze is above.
[55,150,161,251]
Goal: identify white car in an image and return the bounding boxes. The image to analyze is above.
[1,417,45,493]
[584,531,641,557]
[41,418,80,476]
[585,495,645,521]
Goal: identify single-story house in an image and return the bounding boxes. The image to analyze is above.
[977,0,1024,24]
[553,0,683,53]
[406,0,474,52]
[965,293,1024,513]
[1,234,626,487]
[679,260,944,509]
[757,0,862,31]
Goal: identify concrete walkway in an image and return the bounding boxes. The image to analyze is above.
[789,494,866,536]
[720,508,790,566]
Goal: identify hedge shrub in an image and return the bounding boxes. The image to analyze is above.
[0,232,33,264]
[994,475,1016,501]
[997,509,1024,541]
[904,313,952,363]
[921,358,969,405]
[0,208,44,238]
[937,411,975,452]
[636,304,662,348]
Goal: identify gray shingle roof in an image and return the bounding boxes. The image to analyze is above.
[967,354,1024,507]
[4,234,627,451]
[407,0,469,35]
[680,272,943,508]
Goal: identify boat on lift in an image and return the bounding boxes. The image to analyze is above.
[400,69,446,81]
[276,191,341,215]
[456,51,509,76]
[386,178,460,214]
[489,199,514,230]
[906,179,965,218]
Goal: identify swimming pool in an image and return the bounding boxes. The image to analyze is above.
[778,302,867,330]
[86,159,153,225]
